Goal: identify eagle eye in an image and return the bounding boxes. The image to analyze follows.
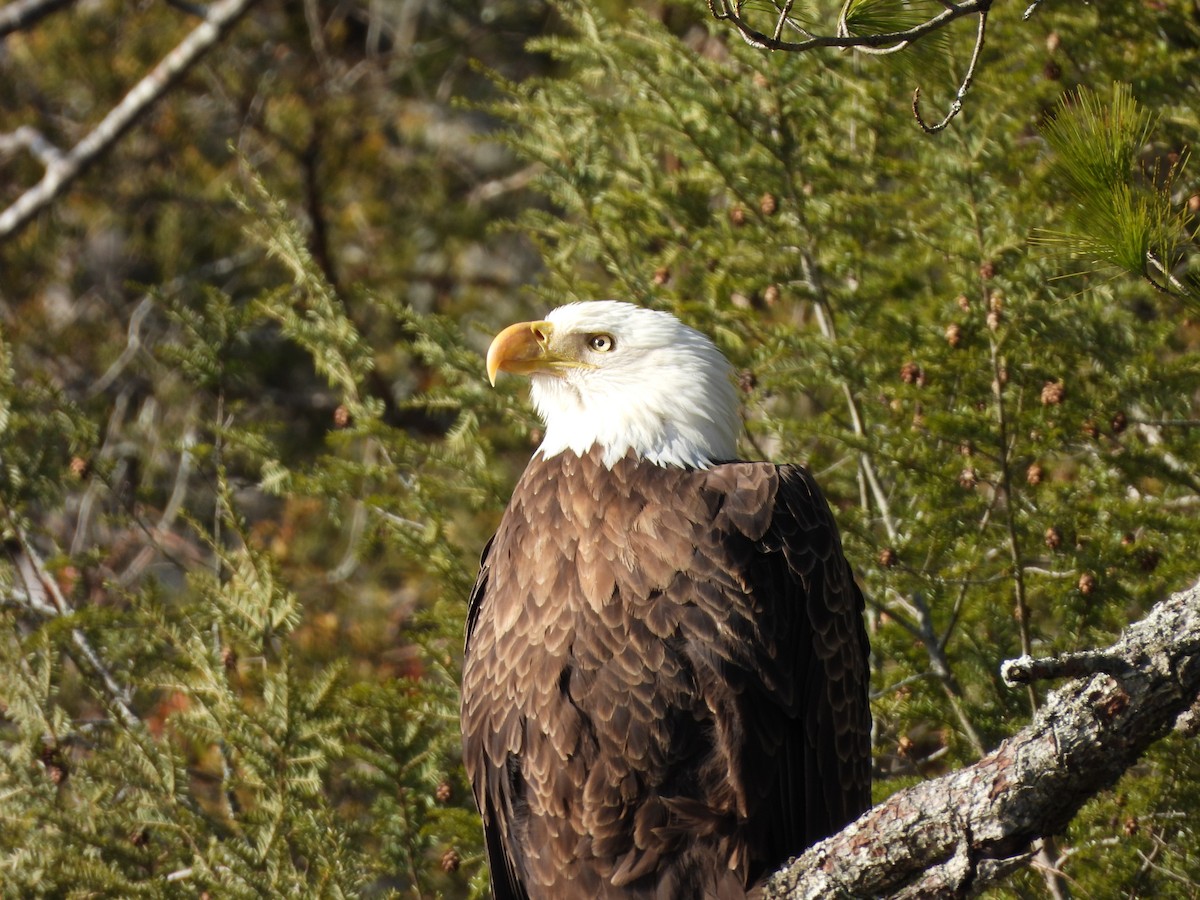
[587,333,615,353]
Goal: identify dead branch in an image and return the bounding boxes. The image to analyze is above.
[764,579,1200,898]
[0,0,262,243]
[706,0,994,53]
[707,0,1012,131]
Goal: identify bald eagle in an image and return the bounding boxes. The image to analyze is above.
[461,301,870,899]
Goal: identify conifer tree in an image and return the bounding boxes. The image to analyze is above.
[1,0,1198,897]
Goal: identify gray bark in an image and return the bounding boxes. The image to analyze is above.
[764,580,1200,898]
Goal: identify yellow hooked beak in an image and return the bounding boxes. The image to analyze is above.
[486,320,581,386]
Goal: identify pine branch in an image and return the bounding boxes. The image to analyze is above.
[0,0,262,243]
[3,517,140,728]
[764,579,1200,898]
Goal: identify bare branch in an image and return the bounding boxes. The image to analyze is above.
[708,0,992,53]
[708,0,1004,130]
[0,125,65,169]
[1002,649,1132,685]
[912,9,988,134]
[0,0,76,38]
[764,579,1200,898]
[0,0,262,244]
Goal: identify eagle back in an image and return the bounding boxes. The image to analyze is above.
[460,447,869,899]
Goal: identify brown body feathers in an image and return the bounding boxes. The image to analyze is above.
[461,447,870,899]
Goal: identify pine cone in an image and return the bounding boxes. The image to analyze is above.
[1040,381,1065,405]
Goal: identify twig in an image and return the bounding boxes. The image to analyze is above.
[0,125,65,168]
[89,297,153,396]
[1145,250,1193,297]
[117,426,198,587]
[708,0,991,53]
[1002,649,1134,686]
[71,388,132,556]
[0,0,262,243]
[912,9,988,134]
[802,255,898,542]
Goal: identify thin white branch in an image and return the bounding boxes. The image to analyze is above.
[4,521,140,727]
[118,425,198,587]
[912,9,988,134]
[709,0,991,53]
[0,0,262,243]
[0,125,65,169]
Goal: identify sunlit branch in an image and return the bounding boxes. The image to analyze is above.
[708,0,992,52]
[0,0,262,243]
[912,8,988,133]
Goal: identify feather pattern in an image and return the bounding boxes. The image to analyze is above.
[461,447,870,899]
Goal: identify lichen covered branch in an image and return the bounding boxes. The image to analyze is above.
[765,580,1200,898]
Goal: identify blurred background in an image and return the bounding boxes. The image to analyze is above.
[1,0,1199,896]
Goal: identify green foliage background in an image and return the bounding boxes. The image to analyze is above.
[1,0,1198,896]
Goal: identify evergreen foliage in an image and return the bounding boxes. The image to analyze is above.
[0,0,1198,897]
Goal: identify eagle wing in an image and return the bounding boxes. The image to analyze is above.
[463,536,530,900]
[730,463,871,861]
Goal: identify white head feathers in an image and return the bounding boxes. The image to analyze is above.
[515,301,740,469]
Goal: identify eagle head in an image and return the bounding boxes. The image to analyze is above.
[486,301,740,470]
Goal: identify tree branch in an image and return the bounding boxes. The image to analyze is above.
[765,579,1200,898]
[708,0,1002,130]
[707,0,993,53]
[0,0,262,243]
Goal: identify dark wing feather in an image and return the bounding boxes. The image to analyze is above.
[463,536,529,900]
[698,462,871,884]
[763,464,871,850]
